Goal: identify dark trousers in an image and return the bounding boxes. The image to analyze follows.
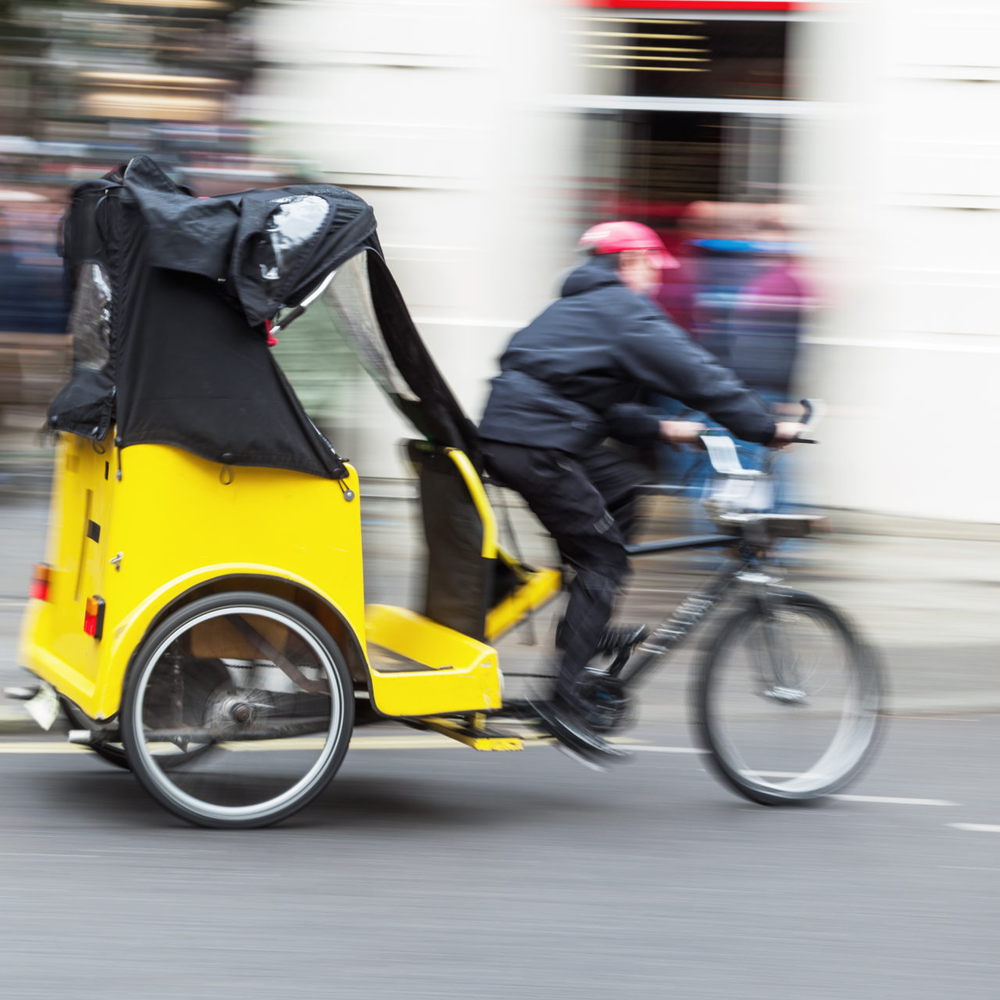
[482,440,645,700]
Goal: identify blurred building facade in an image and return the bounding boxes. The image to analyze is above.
[249,0,999,523]
[0,0,996,522]
[249,0,583,480]
[0,0,274,442]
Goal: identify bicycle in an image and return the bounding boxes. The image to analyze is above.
[561,400,885,804]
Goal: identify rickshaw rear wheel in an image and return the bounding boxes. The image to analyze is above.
[121,591,354,829]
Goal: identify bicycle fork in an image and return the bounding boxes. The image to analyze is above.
[746,574,808,705]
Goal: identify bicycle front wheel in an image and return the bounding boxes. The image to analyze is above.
[695,590,884,805]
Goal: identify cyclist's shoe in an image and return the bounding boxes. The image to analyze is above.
[596,623,649,655]
[528,694,632,770]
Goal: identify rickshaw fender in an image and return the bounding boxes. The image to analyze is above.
[93,566,371,720]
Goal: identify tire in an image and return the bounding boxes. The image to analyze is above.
[694,590,884,805]
[120,592,354,829]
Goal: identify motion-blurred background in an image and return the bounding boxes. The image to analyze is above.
[1,10,999,996]
[0,0,996,522]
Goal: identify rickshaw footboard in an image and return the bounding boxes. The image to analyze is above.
[405,715,528,751]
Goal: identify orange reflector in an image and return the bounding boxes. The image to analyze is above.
[84,596,105,639]
[29,564,51,602]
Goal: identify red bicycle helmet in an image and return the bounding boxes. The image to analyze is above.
[577,220,678,270]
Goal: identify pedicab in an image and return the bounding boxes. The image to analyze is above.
[13,157,883,828]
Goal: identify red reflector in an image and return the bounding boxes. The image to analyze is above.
[84,596,105,639]
[29,564,51,601]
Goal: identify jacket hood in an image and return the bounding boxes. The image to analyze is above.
[560,255,622,298]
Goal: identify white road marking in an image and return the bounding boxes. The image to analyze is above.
[890,715,981,723]
[0,742,970,810]
[0,852,95,859]
[744,770,816,779]
[731,773,957,806]
[0,737,962,811]
[833,795,956,806]
[941,865,1000,872]
[948,823,1000,833]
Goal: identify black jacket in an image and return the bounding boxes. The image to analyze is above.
[478,256,777,454]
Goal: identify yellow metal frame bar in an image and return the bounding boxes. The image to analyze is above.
[443,447,563,642]
[413,716,524,751]
[445,448,498,559]
[485,566,562,642]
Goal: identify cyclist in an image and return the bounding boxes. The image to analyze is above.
[478,221,805,768]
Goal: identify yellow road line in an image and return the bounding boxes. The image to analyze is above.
[0,734,653,754]
[0,736,463,754]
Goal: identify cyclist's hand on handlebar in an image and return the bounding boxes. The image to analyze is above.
[770,421,809,448]
[659,420,707,447]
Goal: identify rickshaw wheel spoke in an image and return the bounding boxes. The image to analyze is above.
[121,592,354,829]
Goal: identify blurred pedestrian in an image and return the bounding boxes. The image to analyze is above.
[656,203,812,508]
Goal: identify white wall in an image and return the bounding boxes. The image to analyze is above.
[789,2,1000,522]
[253,0,1000,521]
[250,0,581,477]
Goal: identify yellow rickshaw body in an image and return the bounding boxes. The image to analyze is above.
[19,432,552,724]
[20,431,365,720]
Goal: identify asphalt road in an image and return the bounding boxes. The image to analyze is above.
[3,474,1000,997]
[0,715,998,999]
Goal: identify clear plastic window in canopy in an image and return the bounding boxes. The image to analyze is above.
[318,251,418,403]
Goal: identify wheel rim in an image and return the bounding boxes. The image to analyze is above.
[130,606,345,823]
[705,602,879,797]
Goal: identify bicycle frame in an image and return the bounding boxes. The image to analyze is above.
[608,412,825,697]
[613,535,779,688]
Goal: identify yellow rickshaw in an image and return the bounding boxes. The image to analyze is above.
[14,158,883,828]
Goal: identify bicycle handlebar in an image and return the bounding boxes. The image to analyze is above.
[698,398,824,478]
[794,397,823,445]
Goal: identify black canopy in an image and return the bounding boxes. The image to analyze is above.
[48,156,479,478]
